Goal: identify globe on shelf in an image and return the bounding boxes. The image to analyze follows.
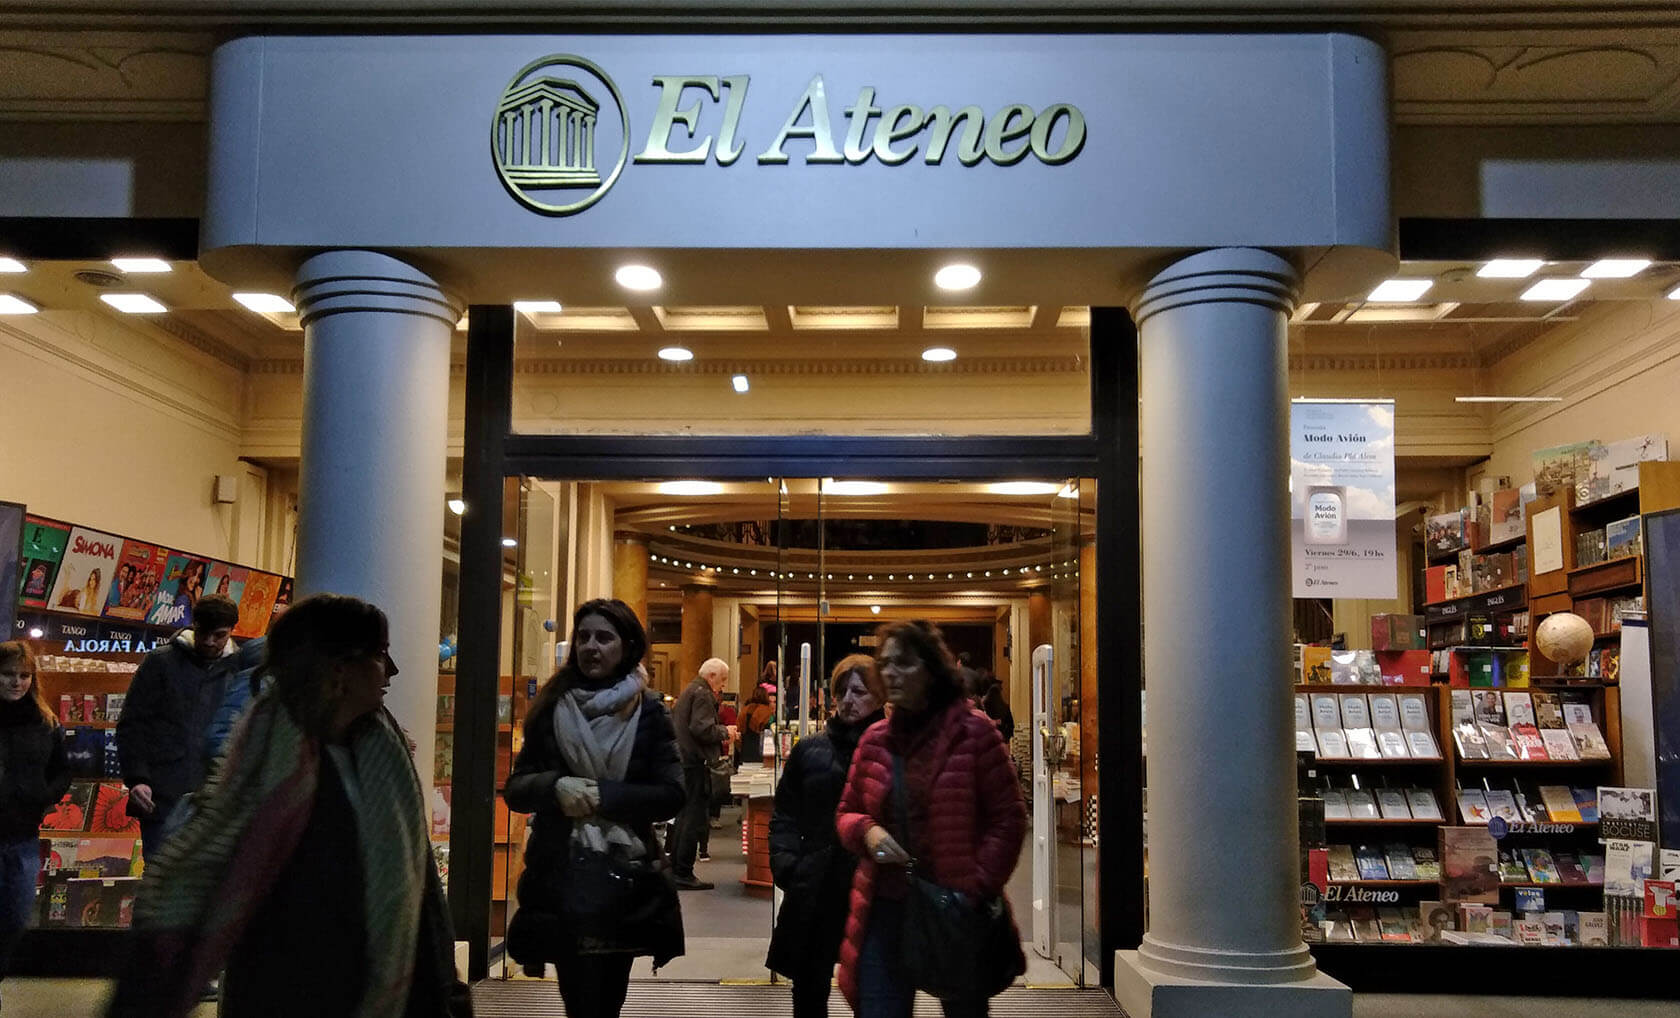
[1535,612,1594,667]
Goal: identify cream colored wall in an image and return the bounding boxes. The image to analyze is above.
[1469,299,1680,491]
[0,311,276,566]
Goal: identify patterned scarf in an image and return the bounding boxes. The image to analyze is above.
[552,669,647,858]
[129,691,435,1018]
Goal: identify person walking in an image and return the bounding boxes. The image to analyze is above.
[116,593,241,860]
[767,654,887,1018]
[107,594,468,1018]
[669,657,733,889]
[835,620,1027,1018]
[503,598,685,1018]
[0,641,71,1009]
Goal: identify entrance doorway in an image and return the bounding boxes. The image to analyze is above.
[474,476,1098,988]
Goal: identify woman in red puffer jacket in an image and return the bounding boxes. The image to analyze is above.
[835,621,1026,1018]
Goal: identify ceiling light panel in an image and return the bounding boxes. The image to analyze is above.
[0,294,38,314]
[232,292,295,313]
[100,293,167,313]
[1580,258,1650,279]
[111,258,171,273]
[1476,259,1544,279]
[788,306,899,330]
[1521,278,1590,302]
[921,346,957,362]
[534,307,638,331]
[1055,306,1090,328]
[657,345,694,362]
[653,306,769,331]
[615,264,662,290]
[1365,278,1434,303]
[513,300,564,313]
[922,306,1035,329]
[0,258,25,273]
[934,263,982,290]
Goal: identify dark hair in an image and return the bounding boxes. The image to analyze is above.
[745,683,770,707]
[193,593,241,632]
[264,594,390,738]
[530,598,648,720]
[0,641,55,726]
[875,619,963,712]
[829,652,887,706]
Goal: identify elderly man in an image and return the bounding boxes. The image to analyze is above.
[670,657,735,889]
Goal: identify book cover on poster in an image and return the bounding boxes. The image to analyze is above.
[101,539,169,622]
[146,553,209,628]
[17,516,71,610]
[46,527,121,616]
[202,561,249,605]
[234,571,282,638]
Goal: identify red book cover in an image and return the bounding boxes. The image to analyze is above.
[1510,723,1549,761]
[101,540,169,622]
[1426,565,1450,604]
[1377,650,1430,686]
[87,784,140,835]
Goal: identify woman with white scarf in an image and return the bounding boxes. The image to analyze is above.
[504,598,686,1018]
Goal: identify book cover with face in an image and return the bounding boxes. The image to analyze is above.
[46,527,121,617]
[102,540,169,622]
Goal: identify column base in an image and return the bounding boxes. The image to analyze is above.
[1113,950,1351,1018]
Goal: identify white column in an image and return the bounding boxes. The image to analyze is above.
[292,250,461,782]
[1114,248,1349,1018]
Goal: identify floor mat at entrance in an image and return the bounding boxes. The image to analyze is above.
[471,980,1128,1016]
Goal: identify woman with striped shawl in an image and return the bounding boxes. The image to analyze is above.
[107,594,469,1018]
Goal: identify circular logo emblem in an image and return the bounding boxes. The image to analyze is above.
[1488,816,1508,840]
[492,54,629,216]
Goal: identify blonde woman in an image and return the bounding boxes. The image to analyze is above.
[0,641,70,1006]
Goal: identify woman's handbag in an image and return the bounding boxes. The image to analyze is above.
[891,754,1024,1001]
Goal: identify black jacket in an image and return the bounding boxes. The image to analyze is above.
[0,701,71,840]
[672,677,727,767]
[502,685,686,967]
[116,633,237,802]
[765,711,884,978]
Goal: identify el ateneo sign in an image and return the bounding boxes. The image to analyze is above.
[492,54,1086,216]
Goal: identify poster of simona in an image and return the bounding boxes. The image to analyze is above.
[14,512,290,635]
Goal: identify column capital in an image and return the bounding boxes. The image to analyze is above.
[293,249,463,330]
[1132,247,1298,327]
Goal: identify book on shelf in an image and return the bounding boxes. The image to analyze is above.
[1376,788,1412,820]
[1570,787,1600,822]
[1498,848,1531,883]
[1378,907,1414,943]
[1367,693,1411,758]
[1441,827,1500,903]
[1483,787,1522,824]
[1554,851,1590,886]
[102,693,124,723]
[42,784,95,833]
[1384,843,1420,880]
[1345,788,1380,820]
[1327,845,1359,882]
[436,693,455,725]
[1540,728,1579,761]
[1605,515,1642,560]
[1450,689,1490,759]
[1397,691,1440,758]
[1311,694,1349,759]
[1515,919,1547,945]
[1603,839,1653,897]
[1458,903,1494,934]
[1541,911,1569,945]
[1575,529,1607,568]
[1532,691,1565,729]
[1294,694,1318,753]
[1489,910,1515,940]
[1426,509,1470,556]
[1583,852,1606,886]
[1339,694,1383,760]
[1490,488,1525,544]
[1523,848,1563,885]
[1575,597,1608,636]
[1330,650,1381,686]
[1406,788,1444,821]
[1457,787,1491,824]
[1579,911,1609,946]
[1412,846,1443,880]
[1301,645,1332,685]
[1323,909,1356,942]
[1354,844,1391,880]
[1539,785,1584,823]
[1349,906,1383,943]
[1321,789,1351,821]
[1562,701,1612,759]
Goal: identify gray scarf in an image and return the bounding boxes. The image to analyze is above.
[552,668,648,858]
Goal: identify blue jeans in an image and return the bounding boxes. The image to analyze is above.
[856,896,987,1018]
[0,837,42,990]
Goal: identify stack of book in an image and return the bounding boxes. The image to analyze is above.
[1449,689,1611,762]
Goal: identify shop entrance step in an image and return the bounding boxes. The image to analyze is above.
[471,980,1128,1017]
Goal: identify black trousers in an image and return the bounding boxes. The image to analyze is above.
[790,970,835,1018]
[554,950,634,1018]
[670,764,710,876]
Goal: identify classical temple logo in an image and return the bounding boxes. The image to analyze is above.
[493,55,629,216]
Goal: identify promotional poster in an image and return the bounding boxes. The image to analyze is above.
[101,540,169,622]
[203,562,249,606]
[145,554,209,629]
[46,527,122,617]
[234,572,282,638]
[18,516,71,611]
[1291,399,1398,600]
[0,502,22,640]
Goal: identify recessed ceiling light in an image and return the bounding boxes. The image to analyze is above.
[447,498,467,515]
[1669,284,1680,301]
[232,292,295,313]
[732,374,750,393]
[0,258,25,273]
[934,263,982,290]
[1581,258,1650,279]
[615,265,662,291]
[1453,396,1565,403]
[658,346,694,362]
[1366,278,1433,303]
[501,537,518,547]
[659,480,724,496]
[100,293,167,313]
[921,346,957,362]
[822,479,889,496]
[871,605,881,615]
[1476,259,1544,279]
[514,300,564,313]
[988,481,1061,496]
[1520,278,1590,302]
[111,257,171,273]
[0,294,39,314]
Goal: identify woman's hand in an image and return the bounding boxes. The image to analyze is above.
[554,776,600,818]
[864,824,911,865]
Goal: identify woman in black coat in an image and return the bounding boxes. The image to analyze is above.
[0,641,70,1005]
[766,653,888,1018]
[503,599,686,1018]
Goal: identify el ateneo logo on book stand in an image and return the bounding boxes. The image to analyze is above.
[492,54,1088,216]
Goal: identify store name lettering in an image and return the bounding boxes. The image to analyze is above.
[1323,886,1399,904]
[71,536,115,558]
[634,75,1087,168]
[62,638,157,654]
